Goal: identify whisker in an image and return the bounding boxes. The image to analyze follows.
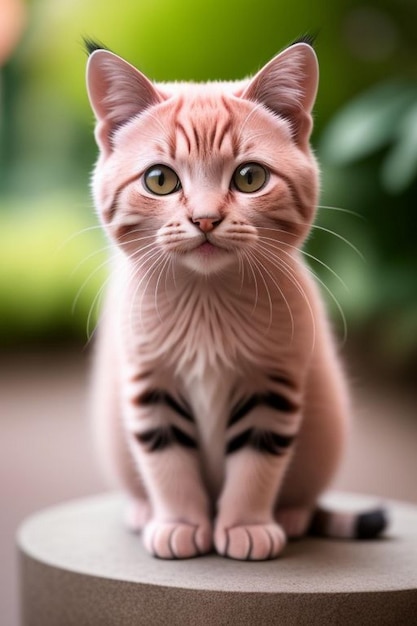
[245,250,273,332]
[121,233,157,245]
[128,245,162,277]
[257,223,365,262]
[310,267,347,344]
[125,241,159,263]
[302,250,349,292]
[317,205,364,220]
[241,249,259,314]
[259,235,349,293]
[311,224,365,261]
[86,273,112,341]
[256,225,300,239]
[255,242,316,349]
[237,250,246,293]
[73,237,157,308]
[71,256,110,314]
[261,239,347,344]
[253,247,295,339]
[81,256,131,346]
[118,225,156,233]
[137,251,166,326]
[71,244,113,277]
[128,249,165,332]
[56,224,104,253]
[166,254,177,293]
[60,227,157,290]
[154,254,171,322]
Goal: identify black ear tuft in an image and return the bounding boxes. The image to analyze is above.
[290,32,318,48]
[83,37,110,56]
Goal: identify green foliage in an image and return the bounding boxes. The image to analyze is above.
[315,78,417,364]
[0,194,106,344]
[320,80,417,193]
[382,100,417,193]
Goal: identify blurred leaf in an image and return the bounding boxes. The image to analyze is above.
[381,101,417,193]
[319,82,417,165]
[0,194,107,343]
[383,306,417,361]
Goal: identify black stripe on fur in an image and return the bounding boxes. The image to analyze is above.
[229,396,259,427]
[171,425,198,449]
[167,394,194,422]
[136,428,172,452]
[136,425,197,452]
[264,392,299,414]
[252,429,295,455]
[228,392,299,427]
[226,428,295,455]
[226,428,253,454]
[135,389,194,422]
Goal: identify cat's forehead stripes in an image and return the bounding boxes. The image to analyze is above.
[162,94,240,160]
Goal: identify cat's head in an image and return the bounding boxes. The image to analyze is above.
[86,41,319,276]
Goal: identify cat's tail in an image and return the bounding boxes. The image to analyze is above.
[309,505,388,540]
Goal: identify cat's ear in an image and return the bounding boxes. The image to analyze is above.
[86,50,164,155]
[239,43,318,149]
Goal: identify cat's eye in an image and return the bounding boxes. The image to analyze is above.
[143,165,181,195]
[232,163,268,193]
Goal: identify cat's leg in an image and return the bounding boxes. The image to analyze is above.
[124,387,212,559]
[274,507,313,539]
[214,448,288,560]
[125,496,152,533]
[214,398,302,560]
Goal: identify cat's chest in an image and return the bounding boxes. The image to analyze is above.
[124,281,294,377]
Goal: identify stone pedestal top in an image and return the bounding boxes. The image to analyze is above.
[18,492,417,625]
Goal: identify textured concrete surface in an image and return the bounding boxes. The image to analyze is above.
[1,349,416,625]
[18,492,417,625]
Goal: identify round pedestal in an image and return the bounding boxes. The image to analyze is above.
[18,492,417,626]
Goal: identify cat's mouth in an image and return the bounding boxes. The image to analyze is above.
[193,238,233,258]
[180,237,234,274]
[196,241,218,254]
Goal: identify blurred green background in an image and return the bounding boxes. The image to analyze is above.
[1,0,416,378]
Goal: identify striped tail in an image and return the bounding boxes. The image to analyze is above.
[309,506,388,540]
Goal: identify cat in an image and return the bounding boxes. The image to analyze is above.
[85,38,387,560]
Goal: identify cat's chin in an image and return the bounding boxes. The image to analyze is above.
[179,242,235,275]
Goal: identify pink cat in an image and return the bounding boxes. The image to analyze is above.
[86,39,386,560]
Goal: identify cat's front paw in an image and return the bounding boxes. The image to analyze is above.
[143,519,212,559]
[214,521,286,560]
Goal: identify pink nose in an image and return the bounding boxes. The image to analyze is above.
[192,216,222,233]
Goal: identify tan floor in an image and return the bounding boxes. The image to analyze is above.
[1,348,416,626]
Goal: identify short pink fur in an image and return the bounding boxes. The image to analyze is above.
[87,43,350,560]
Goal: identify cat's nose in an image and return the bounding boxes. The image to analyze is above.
[192,216,222,233]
